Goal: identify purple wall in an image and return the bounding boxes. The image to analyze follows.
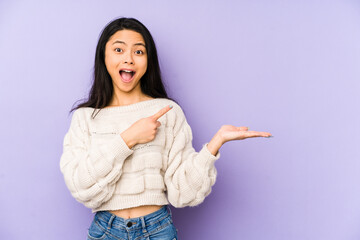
[1,0,360,239]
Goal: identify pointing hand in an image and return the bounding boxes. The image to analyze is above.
[121,105,173,148]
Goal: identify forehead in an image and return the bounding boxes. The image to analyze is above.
[107,29,145,45]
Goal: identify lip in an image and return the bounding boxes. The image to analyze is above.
[120,68,136,72]
[119,68,136,83]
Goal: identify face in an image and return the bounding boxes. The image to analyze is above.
[104,29,147,96]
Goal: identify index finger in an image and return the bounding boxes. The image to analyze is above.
[151,105,173,121]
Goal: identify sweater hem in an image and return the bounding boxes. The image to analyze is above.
[196,144,220,168]
[92,193,169,213]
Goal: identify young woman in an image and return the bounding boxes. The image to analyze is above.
[60,17,272,240]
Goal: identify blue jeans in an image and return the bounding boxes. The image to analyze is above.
[87,205,178,240]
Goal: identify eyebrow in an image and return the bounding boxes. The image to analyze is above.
[112,40,146,47]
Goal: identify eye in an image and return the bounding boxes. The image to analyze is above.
[115,48,122,53]
[135,50,144,55]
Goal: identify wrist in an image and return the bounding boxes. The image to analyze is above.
[211,131,225,146]
[120,131,137,149]
[207,133,224,156]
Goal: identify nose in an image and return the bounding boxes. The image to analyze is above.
[123,51,134,65]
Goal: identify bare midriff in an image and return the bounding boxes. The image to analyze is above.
[109,205,163,219]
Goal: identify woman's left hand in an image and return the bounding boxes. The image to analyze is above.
[206,125,272,156]
[218,125,272,142]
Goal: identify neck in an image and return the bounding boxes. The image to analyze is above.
[109,91,152,107]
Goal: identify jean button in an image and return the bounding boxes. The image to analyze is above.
[127,222,133,227]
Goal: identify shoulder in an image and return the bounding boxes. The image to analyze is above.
[71,107,96,122]
[155,98,186,121]
[155,99,190,136]
[156,98,184,113]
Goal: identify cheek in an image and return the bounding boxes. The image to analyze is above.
[104,52,116,70]
[105,61,118,78]
[140,59,148,73]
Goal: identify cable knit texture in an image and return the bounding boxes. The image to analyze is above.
[60,98,220,212]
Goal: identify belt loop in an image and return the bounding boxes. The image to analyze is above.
[167,205,172,217]
[107,214,116,230]
[140,216,147,233]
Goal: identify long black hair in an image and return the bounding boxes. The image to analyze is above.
[70,17,172,118]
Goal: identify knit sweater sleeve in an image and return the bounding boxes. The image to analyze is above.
[164,105,220,208]
[59,109,134,209]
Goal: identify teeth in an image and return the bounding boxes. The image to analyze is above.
[122,70,133,73]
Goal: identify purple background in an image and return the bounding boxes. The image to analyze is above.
[1,0,360,239]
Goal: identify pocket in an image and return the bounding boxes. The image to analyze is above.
[87,220,106,240]
[148,217,177,240]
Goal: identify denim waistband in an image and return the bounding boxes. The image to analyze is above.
[94,205,171,231]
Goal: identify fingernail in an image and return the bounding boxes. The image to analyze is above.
[169,105,173,109]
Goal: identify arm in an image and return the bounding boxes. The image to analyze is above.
[59,109,134,209]
[164,108,272,208]
[164,107,220,208]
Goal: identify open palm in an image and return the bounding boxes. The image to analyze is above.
[218,125,272,143]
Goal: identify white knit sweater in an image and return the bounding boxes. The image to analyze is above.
[60,98,220,212]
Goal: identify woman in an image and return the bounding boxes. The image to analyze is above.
[60,17,272,240]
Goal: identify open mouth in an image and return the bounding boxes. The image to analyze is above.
[119,70,135,83]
